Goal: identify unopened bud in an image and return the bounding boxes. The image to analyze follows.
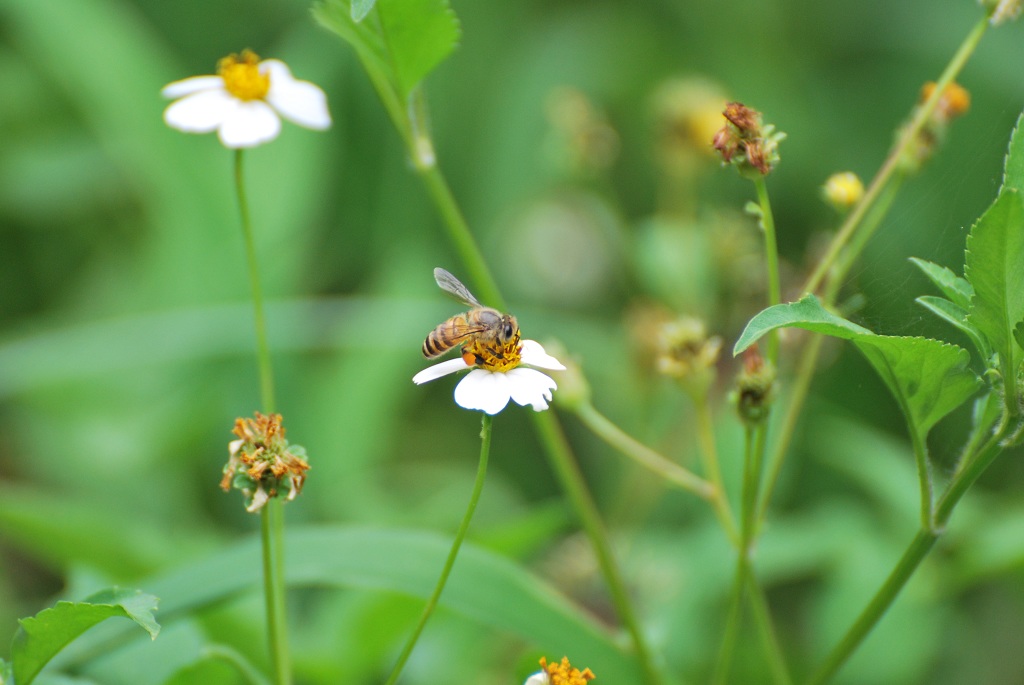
[822,172,864,211]
[734,346,776,425]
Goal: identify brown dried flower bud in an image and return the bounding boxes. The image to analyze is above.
[712,102,784,176]
[222,412,310,513]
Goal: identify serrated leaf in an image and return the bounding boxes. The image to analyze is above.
[909,257,974,310]
[350,0,376,22]
[1002,112,1024,195]
[12,588,159,685]
[315,0,460,103]
[965,189,1024,381]
[916,295,991,360]
[735,295,980,435]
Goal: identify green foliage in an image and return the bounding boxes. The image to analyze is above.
[909,257,973,311]
[1002,113,1024,196]
[3,0,1024,683]
[735,295,980,436]
[965,189,1024,398]
[11,589,159,685]
[915,295,991,360]
[314,0,460,105]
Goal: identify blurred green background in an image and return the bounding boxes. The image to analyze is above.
[2,0,1024,683]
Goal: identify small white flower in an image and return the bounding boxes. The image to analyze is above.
[162,50,331,148]
[413,340,566,415]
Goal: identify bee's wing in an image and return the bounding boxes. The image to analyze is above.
[434,267,482,307]
[441,320,490,342]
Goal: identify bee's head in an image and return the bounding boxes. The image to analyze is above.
[499,315,519,344]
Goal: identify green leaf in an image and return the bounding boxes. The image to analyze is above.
[12,588,159,685]
[1002,112,1024,195]
[909,257,974,310]
[350,0,376,22]
[57,526,641,682]
[315,0,460,103]
[915,295,991,360]
[965,189,1024,382]
[735,295,980,435]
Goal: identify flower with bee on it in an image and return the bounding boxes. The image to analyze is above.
[222,412,310,512]
[414,268,566,415]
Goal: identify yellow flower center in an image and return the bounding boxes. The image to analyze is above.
[461,336,522,372]
[218,49,270,101]
[539,656,595,685]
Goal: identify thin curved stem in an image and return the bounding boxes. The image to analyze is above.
[573,401,715,500]
[384,414,493,685]
[531,412,667,685]
[234,150,289,685]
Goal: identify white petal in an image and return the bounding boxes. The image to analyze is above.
[520,339,566,371]
[228,439,244,456]
[506,367,557,411]
[217,101,282,148]
[454,370,512,414]
[163,89,235,133]
[161,75,223,99]
[524,673,550,685]
[413,358,470,384]
[263,60,332,130]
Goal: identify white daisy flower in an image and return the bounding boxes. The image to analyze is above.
[523,672,549,685]
[413,339,566,415]
[162,49,331,149]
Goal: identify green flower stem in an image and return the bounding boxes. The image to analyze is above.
[745,570,793,685]
[693,397,740,545]
[716,426,769,683]
[384,414,493,685]
[936,417,1010,525]
[807,419,1011,685]
[234,150,276,415]
[832,173,905,285]
[756,333,822,523]
[712,561,746,685]
[803,15,991,295]
[234,150,290,685]
[753,175,781,364]
[741,425,768,550]
[531,411,666,685]
[261,499,290,685]
[805,528,939,685]
[399,112,661,683]
[573,401,716,500]
[909,423,935,527]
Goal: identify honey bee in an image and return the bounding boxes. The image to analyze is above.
[423,268,520,368]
